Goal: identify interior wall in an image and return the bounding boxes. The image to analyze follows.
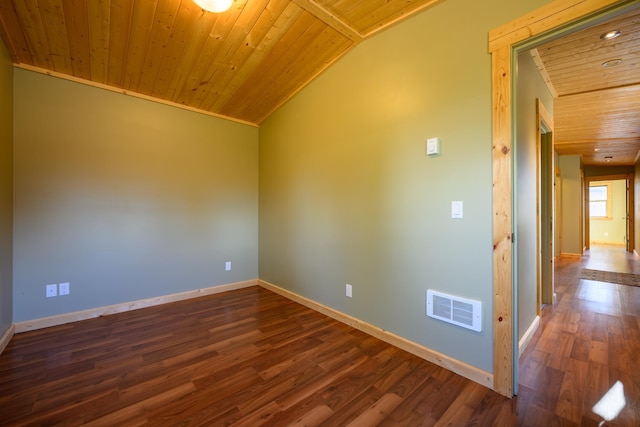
[0,38,13,338]
[515,50,553,343]
[559,155,583,255]
[13,69,259,323]
[259,0,551,374]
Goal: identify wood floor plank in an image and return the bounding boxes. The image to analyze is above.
[382,379,442,426]
[554,358,588,424]
[546,330,575,370]
[346,392,403,426]
[321,385,385,426]
[433,382,488,426]
[287,404,334,426]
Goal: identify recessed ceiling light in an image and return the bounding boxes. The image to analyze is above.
[594,148,600,152]
[602,59,622,68]
[600,30,622,40]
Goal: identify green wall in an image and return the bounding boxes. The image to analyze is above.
[259,0,551,373]
[559,155,583,255]
[515,51,553,343]
[13,70,259,322]
[0,38,13,338]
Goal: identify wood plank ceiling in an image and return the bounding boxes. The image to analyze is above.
[0,0,444,126]
[533,7,640,166]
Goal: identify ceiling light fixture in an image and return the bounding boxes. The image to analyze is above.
[600,30,622,40]
[193,0,233,13]
[605,156,613,162]
[602,59,622,68]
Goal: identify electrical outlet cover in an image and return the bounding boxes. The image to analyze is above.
[46,284,57,298]
[59,282,70,295]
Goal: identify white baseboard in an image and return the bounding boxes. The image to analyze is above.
[258,279,493,389]
[518,315,540,358]
[14,279,258,333]
[0,324,15,355]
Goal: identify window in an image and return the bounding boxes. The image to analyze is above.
[589,183,612,219]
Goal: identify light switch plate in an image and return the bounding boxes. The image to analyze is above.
[426,137,440,156]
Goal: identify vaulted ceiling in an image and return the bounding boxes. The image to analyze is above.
[0,0,443,125]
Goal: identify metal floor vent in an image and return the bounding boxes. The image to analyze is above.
[426,290,482,332]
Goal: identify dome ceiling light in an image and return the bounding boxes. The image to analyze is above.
[193,0,233,13]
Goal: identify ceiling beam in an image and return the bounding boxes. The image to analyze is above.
[291,0,364,43]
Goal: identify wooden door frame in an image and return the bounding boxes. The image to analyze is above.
[537,100,554,310]
[489,0,632,397]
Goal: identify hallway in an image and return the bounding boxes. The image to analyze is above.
[517,245,640,425]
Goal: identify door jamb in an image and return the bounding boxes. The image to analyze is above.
[537,100,554,311]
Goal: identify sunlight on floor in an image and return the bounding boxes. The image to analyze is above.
[592,381,626,426]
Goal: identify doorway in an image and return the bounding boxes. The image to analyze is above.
[489,0,639,397]
[585,175,634,253]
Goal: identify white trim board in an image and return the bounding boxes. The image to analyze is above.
[14,279,258,333]
[0,324,15,355]
[518,315,540,358]
[258,279,493,389]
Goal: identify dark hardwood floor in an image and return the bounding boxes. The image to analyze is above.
[518,245,640,426]
[0,246,638,426]
[0,286,514,426]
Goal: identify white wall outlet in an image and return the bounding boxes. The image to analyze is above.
[346,284,352,298]
[59,282,70,296]
[46,284,57,298]
[225,261,231,271]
